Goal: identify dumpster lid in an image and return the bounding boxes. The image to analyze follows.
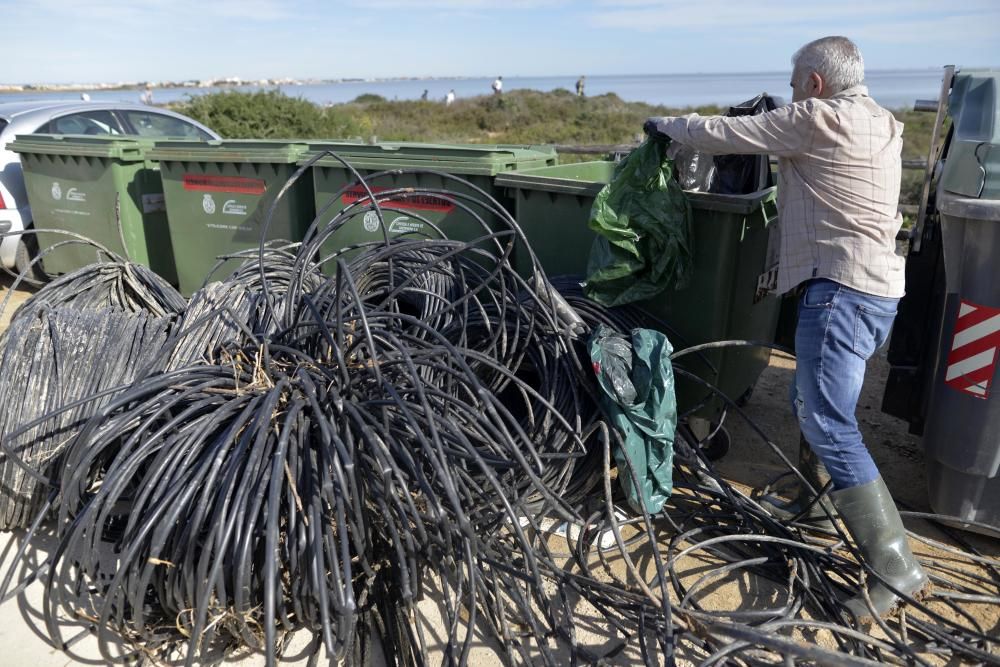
[495,161,616,196]
[304,142,557,175]
[310,141,555,159]
[937,190,1000,221]
[686,188,778,214]
[941,69,1000,198]
[306,155,555,177]
[495,160,777,214]
[8,134,154,160]
[948,69,1000,145]
[147,139,309,163]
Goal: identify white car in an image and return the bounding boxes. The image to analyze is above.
[0,100,219,281]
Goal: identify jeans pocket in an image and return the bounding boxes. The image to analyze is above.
[853,304,897,359]
[801,281,839,308]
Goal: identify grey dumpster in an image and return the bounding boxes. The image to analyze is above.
[920,69,1000,533]
[923,194,1000,532]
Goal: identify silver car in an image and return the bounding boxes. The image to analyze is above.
[0,100,219,280]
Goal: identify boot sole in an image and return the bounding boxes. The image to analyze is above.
[852,579,932,625]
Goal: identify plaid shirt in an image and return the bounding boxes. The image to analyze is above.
[658,86,906,297]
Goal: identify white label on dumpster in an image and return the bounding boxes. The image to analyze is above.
[142,193,166,213]
[51,182,62,200]
[202,194,216,215]
[362,211,380,233]
[66,188,86,203]
[223,199,248,216]
[388,216,424,234]
[53,208,90,217]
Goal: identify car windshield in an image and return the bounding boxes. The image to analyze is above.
[47,110,123,135]
[122,111,212,140]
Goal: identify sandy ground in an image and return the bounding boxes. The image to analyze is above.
[0,276,997,665]
[0,277,32,331]
[720,350,932,513]
[715,351,1000,662]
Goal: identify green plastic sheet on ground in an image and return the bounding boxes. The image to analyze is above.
[583,138,693,307]
[589,324,677,514]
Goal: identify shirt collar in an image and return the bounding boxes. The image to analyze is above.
[831,85,869,99]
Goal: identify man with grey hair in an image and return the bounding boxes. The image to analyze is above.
[645,36,928,622]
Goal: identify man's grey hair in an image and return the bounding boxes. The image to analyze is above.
[792,36,865,94]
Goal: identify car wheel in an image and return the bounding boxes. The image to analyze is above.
[14,237,48,287]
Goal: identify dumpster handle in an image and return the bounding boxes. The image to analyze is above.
[760,193,778,227]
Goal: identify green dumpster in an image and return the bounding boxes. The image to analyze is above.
[9,134,176,284]
[147,140,314,295]
[303,143,557,269]
[495,161,781,422]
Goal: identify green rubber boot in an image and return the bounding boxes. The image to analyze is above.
[831,476,929,620]
[760,436,836,528]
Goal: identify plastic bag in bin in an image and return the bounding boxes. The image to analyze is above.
[584,138,694,307]
[711,93,779,195]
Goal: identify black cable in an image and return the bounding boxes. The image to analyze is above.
[0,157,995,667]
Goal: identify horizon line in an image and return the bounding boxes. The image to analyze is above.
[3,66,976,88]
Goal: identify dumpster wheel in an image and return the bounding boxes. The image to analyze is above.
[735,383,755,408]
[702,424,731,461]
[680,419,732,462]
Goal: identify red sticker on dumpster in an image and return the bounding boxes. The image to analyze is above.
[341,185,454,213]
[944,299,1000,400]
[182,174,267,195]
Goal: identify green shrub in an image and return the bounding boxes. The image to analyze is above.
[177,90,324,138]
[171,90,932,199]
[175,89,368,140]
[353,94,387,104]
[900,171,925,205]
[173,89,721,145]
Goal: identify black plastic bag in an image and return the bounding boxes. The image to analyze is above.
[710,93,779,195]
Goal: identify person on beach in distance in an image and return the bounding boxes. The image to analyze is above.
[445,89,456,106]
[645,36,928,622]
[492,76,503,95]
[576,75,586,97]
[421,89,428,101]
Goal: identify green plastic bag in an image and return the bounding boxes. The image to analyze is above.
[589,324,676,514]
[583,139,693,307]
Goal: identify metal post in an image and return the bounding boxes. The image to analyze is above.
[912,65,956,254]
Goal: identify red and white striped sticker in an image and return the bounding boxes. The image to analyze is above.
[944,299,1000,399]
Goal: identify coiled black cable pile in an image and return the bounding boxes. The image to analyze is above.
[3,260,186,324]
[0,161,996,666]
[0,306,173,530]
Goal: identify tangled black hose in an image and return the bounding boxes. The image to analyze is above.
[0,158,995,666]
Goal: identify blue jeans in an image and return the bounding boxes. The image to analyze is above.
[792,279,899,490]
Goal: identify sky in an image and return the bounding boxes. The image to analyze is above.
[2,0,999,84]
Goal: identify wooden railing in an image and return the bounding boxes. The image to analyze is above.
[551,149,926,218]
[553,143,926,172]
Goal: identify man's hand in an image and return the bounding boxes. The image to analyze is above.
[643,116,673,142]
